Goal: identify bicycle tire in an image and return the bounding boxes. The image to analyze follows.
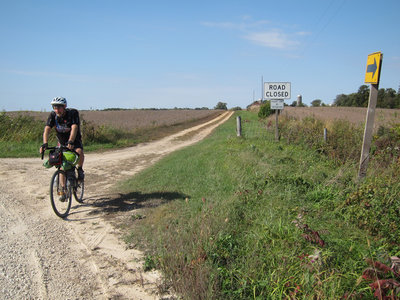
[73,178,84,203]
[50,169,72,218]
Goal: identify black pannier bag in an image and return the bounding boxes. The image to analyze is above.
[48,149,62,166]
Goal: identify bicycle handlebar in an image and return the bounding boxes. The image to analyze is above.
[41,145,80,160]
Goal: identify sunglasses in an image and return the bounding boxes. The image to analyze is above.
[52,105,65,109]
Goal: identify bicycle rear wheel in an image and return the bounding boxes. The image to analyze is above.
[73,178,84,203]
[50,169,72,218]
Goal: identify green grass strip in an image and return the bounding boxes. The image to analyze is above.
[118,111,392,299]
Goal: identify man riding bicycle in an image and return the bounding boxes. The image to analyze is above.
[40,97,85,181]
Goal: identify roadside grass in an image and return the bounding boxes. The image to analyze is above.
[118,111,399,299]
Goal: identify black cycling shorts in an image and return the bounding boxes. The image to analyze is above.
[73,139,84,150]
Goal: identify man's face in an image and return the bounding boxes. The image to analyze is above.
[53,105,66,117]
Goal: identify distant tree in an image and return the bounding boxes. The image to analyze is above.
[311,99,322,107]
[214,102,228,110]
[334,85,400,108]
[230,106,242,111]
[355,85,369,107]
[377,88,399,108]
[334,86,369,107]
[334,94,350,106]
[290,101,297,107]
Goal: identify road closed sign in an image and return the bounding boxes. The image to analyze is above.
[264,82,291,99]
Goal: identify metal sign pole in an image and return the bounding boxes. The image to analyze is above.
[358,52,382,180]
[358,83,378,180]
[275,109,279,141]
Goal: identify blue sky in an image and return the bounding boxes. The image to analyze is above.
[1,0,399,111]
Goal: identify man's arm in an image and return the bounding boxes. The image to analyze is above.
[67,124,78,149]
[40,125,52,153]
[43,126,51,144]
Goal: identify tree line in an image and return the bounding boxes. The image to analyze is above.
[333,85,400,108]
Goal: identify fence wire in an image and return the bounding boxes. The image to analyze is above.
[238,117,274,141]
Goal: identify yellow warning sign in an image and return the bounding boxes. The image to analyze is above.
[364,52,382,84]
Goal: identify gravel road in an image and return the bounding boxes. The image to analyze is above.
[0,111,233,300]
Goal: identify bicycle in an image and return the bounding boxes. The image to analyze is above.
[41,145,85,218]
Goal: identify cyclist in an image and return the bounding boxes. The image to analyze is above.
[40,97,85,181]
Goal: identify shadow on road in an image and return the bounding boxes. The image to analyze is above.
[85,191,188,215]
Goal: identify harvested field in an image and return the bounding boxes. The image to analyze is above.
[281,107,400,128]
[6,109,223,130]
[80,110,222,129]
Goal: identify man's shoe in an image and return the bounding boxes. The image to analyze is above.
[58,191,66,202]
[77,167,85,181]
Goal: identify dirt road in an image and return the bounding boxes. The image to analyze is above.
[0,111,233,300]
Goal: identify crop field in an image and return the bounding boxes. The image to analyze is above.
[6,109,222,130]
[281,106,400,127]
[1,109,224,157]
[82,109,222,129]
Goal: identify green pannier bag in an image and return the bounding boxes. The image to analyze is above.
[43,159,52,168]
[62,151,79,170]
[43,150,79,169]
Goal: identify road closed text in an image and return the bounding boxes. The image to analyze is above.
[264,82,291,99]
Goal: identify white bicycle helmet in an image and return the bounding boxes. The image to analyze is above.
[51,97,67,106]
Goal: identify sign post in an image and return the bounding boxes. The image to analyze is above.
[358,52,383,180]
[264,82,291,141]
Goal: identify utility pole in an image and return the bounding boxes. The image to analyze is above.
[261,76,263,102]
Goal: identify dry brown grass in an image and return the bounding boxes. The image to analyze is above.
[6,109,223,130]
[281,107,400,128]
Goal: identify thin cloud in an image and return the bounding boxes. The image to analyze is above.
[244,30,299,50]
[202,18,304,51]
[202,18,271,31]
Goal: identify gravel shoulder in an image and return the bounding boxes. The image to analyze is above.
[0,111,233,300]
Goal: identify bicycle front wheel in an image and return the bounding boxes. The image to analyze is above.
[50,169,72,218]
[73,178,84,203]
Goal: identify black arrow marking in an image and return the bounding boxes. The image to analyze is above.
[367,58,377,77]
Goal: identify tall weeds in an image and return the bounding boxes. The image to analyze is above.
[0,113,43,142]
[275,114,400,252]
[277,115,364,163]
[0,113,144,156]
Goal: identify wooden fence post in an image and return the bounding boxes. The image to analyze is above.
[236,116,242,137]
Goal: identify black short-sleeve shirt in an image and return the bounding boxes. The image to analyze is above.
[46,108,82,147]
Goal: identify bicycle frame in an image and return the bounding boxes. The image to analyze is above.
[41,145,84,218]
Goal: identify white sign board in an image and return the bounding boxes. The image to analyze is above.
[264,82,291,99]
[270,99,284,110]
